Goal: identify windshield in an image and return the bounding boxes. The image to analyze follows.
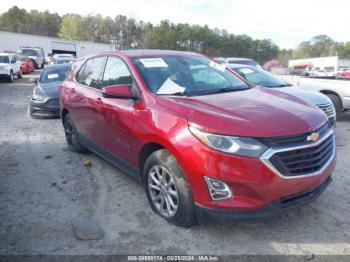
[39,67,70,83]
[133,55,249,96]
[231,66,290,88]
[54,59,75,64]
[20,49,38,57]
[0,56,10,63]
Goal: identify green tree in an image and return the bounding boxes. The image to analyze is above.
[58,14,87,41]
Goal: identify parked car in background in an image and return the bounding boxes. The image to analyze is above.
[51,57,76,65]
[216,57,261,68]
[29,64,71,118]
[0,53,22,82]
[52,53,75,59]
[228,64,336,125]
[295,77,350,118]
[60,50,335,226]
[336,69,350,79]
[311,70,335,78]
[19,55,34,74]
[18,47,45,69]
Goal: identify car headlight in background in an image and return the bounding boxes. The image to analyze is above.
[189,125,268,157]
[32,88,47,101]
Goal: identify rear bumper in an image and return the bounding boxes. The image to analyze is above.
[196,176,332,222]
[30,98,60,118]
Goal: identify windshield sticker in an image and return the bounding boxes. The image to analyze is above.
[157,78,185,95]
[139,58,168,68]
[239,68,254,74]
[209,61,226,72]
[47,73,59,79]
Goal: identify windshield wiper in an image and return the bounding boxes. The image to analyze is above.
[159,91,189,96]
[273,83,292,87]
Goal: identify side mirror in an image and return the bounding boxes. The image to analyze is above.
[102,84,137,100]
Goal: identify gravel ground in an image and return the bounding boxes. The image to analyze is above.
[0,72,350,256]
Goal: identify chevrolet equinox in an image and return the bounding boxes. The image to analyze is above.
[60,50,336,227]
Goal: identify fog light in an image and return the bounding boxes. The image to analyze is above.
[204,176,232,201]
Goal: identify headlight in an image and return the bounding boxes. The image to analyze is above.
[32,88,47,101]
[189,125,268,157]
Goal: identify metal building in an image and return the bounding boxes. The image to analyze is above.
[0,30,112,58]
[289,56,350,73]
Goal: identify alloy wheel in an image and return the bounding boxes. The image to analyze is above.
[64,118,75,148]
[148,165,179,218]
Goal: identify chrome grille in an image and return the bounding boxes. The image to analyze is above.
[261,125,335,178]
[269,135,334,176]
[317,103,335,117]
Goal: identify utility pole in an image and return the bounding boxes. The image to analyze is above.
[257,48,263,65]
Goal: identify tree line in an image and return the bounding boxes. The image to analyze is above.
[1,6,349,65]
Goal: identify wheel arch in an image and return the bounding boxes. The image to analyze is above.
[138,142,165,181]
[138,140,187,184]
[61,108,69,124]
[319,90,343,108]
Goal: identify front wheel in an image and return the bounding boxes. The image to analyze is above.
[18,70,23,79]
[8,71,14,82]
[63,113,87,153]
[144,149,196,227]
[327,94,343,120]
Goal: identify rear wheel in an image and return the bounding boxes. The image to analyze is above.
[144,149,196,227]
[327,94,343,120]
[63,113,86,153]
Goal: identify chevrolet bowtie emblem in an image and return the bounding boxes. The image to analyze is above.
[307,132,320,142]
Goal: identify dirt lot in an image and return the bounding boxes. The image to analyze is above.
[0,72,350,256]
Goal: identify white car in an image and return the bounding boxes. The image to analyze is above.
[308,70,335,78]
[0,53,22,82]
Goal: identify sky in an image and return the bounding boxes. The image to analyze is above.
[1,0,349,49]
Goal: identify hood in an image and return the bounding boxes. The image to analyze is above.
[273,85,331,106]
[0,63,10,67]
[36,82,61,98]
[156,86,327,138]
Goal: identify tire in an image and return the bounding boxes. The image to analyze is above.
[8,71,14,82]
[63,113,87,153]
[41,63,44,69]
[18,70,23,79]
[327,94,343,120]
[144,149,196,227]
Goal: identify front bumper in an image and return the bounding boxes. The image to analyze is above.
[196,176,332,222]
[0,71,10,78]
[30,98,60,118]
[174,126,336,214]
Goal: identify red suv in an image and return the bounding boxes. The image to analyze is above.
[60,50,336,226]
